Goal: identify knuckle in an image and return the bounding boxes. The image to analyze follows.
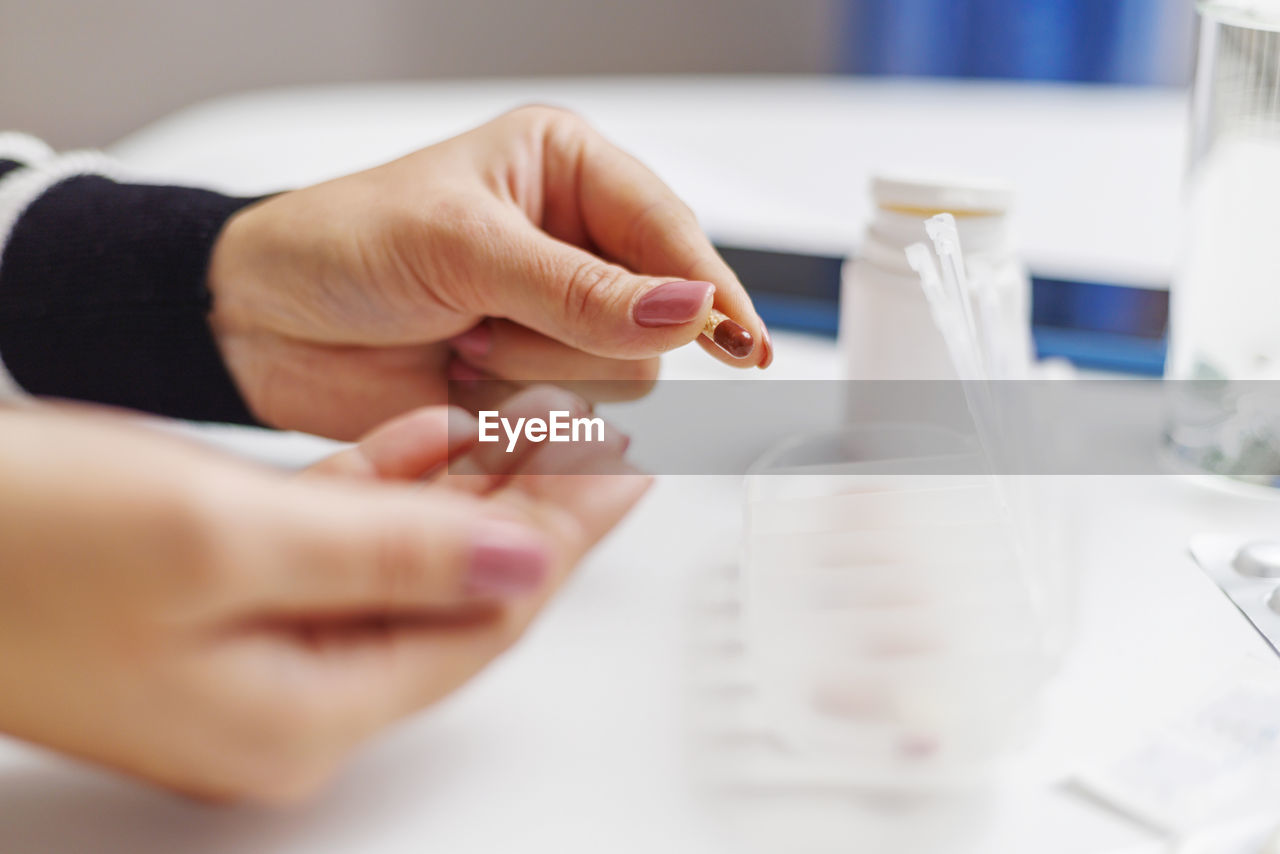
[148,475,242,601]
[369,519,432,606]
[564,259,629,331]
[505,105,592,166]
[622,197,696,271]
[506,103,584,131]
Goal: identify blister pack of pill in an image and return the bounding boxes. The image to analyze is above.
[1190,535,1280,656]
[1074,536,1280,840]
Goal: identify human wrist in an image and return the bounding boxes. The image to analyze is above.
[206,205,261,341]
[206,201,284,427]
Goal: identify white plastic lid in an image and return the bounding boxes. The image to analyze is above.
[872,174,1015,216]
[1199,0,1280,31]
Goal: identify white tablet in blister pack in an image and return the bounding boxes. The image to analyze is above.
[1190,535,1280,656]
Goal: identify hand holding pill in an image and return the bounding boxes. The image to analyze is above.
[207,106,770,441]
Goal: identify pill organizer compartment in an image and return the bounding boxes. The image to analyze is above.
[741,427,1070,789]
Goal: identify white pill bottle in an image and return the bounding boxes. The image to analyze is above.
[840,175,1033,381]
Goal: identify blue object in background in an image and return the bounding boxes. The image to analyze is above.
[831,1,1189,373]
[847,0,969,77]
[842,0,1189,85]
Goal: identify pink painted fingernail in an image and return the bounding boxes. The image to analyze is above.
[467,521,550,596]
[451,322,492,359]
[757,323,774,369]
[633,281,714,328]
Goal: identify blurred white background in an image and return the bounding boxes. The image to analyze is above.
[0,0,844,148]
[1,0,1195,151]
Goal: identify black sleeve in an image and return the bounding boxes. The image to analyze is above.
[0,171,265,425]
[0,159,26,181]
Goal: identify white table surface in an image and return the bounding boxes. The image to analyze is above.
[109,75,1187,284]
[2,76,1278,854]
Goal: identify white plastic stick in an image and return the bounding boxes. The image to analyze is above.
[907,218,1045,632]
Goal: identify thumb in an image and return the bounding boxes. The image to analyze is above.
[473,219,718,360]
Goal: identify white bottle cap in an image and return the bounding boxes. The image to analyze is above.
[872,175,1015,216]
[1200,0,1280,32]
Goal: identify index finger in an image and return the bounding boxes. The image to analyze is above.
[533,108,772,368]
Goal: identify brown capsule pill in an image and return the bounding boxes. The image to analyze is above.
[702,309,754,359]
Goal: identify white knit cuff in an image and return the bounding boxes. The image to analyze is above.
[0,132,55,167]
